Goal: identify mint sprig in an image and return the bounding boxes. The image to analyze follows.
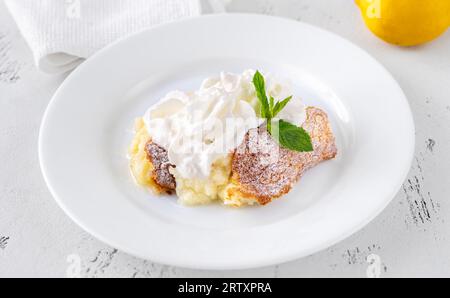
[252,70,270,118]
[252,71,313,152]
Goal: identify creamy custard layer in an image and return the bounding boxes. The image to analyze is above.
[129,118,252,206]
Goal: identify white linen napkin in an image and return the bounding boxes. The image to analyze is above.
[5,0,226,74]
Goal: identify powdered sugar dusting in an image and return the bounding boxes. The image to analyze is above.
[231,107,337,203]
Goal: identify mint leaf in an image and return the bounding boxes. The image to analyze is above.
[272,96,292,118]
[252,71,313,153]
[269,96,275,111]
[253,71,270,118]
[272,120,313,152]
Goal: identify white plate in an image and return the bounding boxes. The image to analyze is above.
[39,14,415,270]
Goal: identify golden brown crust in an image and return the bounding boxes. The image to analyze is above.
[228,107,337,205]
[144,140,176,194]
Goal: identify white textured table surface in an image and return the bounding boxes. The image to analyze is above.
[1,0,449,278]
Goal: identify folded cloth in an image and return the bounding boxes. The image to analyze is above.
[4,0,218,74]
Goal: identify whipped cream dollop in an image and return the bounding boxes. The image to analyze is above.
[143,70,306,179]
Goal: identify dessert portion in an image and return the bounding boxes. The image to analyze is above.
[225,107,337,205]
[129,70,337,207]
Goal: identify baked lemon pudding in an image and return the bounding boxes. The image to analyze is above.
[129,70,337,207]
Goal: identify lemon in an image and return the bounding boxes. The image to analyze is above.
[356,0,450,46]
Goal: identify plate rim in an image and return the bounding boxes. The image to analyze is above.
[39,13,415,270]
